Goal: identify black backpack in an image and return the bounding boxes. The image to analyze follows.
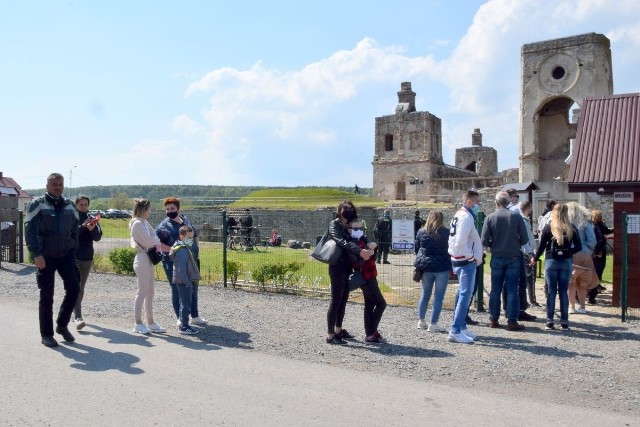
[550,236,571,259]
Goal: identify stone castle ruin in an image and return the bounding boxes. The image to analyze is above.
[372,82,503,201]
[520,33,613,209]
[373,33,614,220]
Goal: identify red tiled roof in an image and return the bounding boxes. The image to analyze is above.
[568,93,640,192]
[0,175,32,198]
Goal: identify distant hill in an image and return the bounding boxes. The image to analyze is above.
[24,185,372,203]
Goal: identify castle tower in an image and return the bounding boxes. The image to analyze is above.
[372,82,444,201]
[455,128,498,176]
[520,33,613,186]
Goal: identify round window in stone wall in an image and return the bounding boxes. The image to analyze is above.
[538,53,579,93]
[552,66,566,80]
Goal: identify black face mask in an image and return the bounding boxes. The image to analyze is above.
[341,207,357,222]
[166,211,179,219]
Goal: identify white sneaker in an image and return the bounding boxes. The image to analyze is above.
[576,308,587,314]
[569,307,576,314]
[147,323,166,333]
[190,316,208,326]
[133,323,150,334]
[417,319,428,329]
[448,331,474,344]
[461,328,477,340]
[75,318,86,331]
[427,323,446,332]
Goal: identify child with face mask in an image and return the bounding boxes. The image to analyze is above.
[169,225,202,335]
[349,217,387,344]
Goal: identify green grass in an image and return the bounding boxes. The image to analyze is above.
[228,188,447,210]
[100,218,131,238]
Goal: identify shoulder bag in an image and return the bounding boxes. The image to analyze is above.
[311,232,341,265]
[348,271,367,291]
[132,220,163,265]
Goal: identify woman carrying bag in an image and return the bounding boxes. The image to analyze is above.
[325,200,374,345]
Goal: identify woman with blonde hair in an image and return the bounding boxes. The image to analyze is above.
[566,202,598,314]
[130,198,166,334]
[414,210,451,332]
[533,204,581,331]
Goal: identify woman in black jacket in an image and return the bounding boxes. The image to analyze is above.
[533,203,582,331]
[325,200,375,345]
[74,195,102,330]
[414,210,451,332]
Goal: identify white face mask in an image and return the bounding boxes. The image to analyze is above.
[350,229,364,240]
[183,238,194,246]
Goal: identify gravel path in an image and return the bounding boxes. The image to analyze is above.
[2,262,639,417]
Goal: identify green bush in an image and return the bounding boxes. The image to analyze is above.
[108,247,136,275]
[227,260,242,286]
[251,261,303,288]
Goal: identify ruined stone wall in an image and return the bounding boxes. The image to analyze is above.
[455,146,498,176]
[520,33,613,184]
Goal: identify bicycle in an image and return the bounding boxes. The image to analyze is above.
[238,226,269,253]
[227,228,243,251]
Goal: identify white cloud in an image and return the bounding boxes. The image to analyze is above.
[172,114,203,136]
[171,0,640,185]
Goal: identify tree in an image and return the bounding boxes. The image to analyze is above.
[111,193,131,210]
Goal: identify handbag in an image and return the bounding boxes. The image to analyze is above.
[413,268,422,282]
[311,232,341,265]
[147,248,162,265]
[132,222,163,265]
[348,271,367,291]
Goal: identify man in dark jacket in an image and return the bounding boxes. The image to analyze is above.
[373,210,392,264]
[481,191,529,331]
[25,173,80,347]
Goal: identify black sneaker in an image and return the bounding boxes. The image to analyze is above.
[326,336,347,345]
[518,311,537,322]
[179,326,199,335]
[560,324,570,331]
[545,322,555,330]
[336,329,355,340]
[465,315,479,326]
[41,336,59,347]
[55,325,75,342]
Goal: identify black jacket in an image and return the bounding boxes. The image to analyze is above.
[534,224,582,261]
[328,218,365,268]
[414,227,451,272]
[25,193,79,258]
[76,211,103,261]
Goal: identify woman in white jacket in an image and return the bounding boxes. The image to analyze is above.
[130,198,166,334]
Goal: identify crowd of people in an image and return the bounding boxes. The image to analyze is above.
[25,172,612,348]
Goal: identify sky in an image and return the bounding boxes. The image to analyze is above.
[2,0,640,190]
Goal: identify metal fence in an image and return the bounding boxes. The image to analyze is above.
[7,207,638,321]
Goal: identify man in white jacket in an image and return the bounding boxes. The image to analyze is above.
[447,190,483,343]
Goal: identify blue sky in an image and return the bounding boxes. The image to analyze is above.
[2,0,639,190]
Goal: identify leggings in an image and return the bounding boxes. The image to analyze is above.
[361,277,387,336]
[327,263,350,334]
[133,251,155,324]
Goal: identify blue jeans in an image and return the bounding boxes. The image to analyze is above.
[176,282,193,327]
[451,262,476,334]
[417,270,449,324]
[545,258,572,324]
[489,255,521,322]
[163,259,200,319]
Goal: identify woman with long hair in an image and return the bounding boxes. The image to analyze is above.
[414,210,451,332]
[566,202,598,314]
[130,198,166,334]
[325,200,374,345]
[533,204,581,331]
